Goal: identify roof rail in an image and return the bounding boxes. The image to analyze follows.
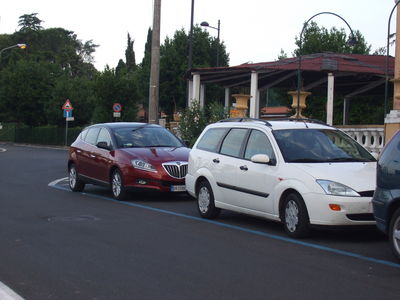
[218,117,272,127]
[272,117,331,127]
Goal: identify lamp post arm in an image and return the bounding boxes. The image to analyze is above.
[385,0,400,117]
[0,45,18,56]
[296,11,356,119]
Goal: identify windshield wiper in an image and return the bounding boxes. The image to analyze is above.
[145,144,176,148]
[287,158,325,163]
[327,157,370,162]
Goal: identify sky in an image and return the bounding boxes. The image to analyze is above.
[0,0,397,70]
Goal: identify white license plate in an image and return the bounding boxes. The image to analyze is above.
[171,185,186,192]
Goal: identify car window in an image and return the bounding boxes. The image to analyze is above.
[273,128,375,163]
[96,128,112,148]
[220,128,248,157]
[196,128,228,152]
[84,128,100,145]
[80,129,88,141]
[244,130,275,160]
[113,126,183,148]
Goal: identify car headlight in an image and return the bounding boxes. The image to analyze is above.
[132,160,157,173]
[316,180,360,197]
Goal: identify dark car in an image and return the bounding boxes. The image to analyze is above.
[372,130,400,260]
[68,122,190,200]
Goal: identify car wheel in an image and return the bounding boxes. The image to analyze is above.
[389,207,400,260]
[282,193,310,238]
[111,169,127,200]
[197,180,221,219]
[69,164,85,192]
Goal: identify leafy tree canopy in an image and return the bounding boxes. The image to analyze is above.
[18,13,43,32]
[294,21,371,56]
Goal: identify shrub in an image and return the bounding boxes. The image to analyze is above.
[178,101,227,147]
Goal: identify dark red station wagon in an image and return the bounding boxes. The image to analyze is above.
[68,122,190,200]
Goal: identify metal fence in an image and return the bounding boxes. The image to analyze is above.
[0,123,82,146]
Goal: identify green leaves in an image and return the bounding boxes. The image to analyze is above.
[178,101,227,147]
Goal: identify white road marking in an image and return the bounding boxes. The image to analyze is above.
[48,177,68,187]
[0,148,6,153]
[0,281,24,300]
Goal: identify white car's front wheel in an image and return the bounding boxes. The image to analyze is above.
[283,193,310,238]
[197,180,220,219]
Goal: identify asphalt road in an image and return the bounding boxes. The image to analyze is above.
[0,143,399,300]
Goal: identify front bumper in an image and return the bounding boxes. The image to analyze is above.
[305,192,375,226]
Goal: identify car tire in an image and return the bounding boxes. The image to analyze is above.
[111,169,127,200]
[282,192,310,238]
[68,164,85,192]
[197,180,221,219]
[389,207,400,260]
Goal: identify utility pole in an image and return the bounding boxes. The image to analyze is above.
[148,0,161,124]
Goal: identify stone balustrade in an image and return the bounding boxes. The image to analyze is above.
[336,125,384,155]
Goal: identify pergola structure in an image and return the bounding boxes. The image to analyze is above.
[186,53,395,125]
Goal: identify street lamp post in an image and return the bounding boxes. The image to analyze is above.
[201,19,220,67]
[0,44,27,57]
[384,1,400,119]
[296,12,356,119]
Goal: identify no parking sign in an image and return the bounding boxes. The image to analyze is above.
[113,103,122,118]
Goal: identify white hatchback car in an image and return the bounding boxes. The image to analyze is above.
[186,118,377,237]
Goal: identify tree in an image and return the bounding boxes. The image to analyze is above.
[0,14,100,127]
[158,26,229,115]
[0,60,60,126]
[294,21,371,56]
[91,67,139,123]
[18,13,43,32]
[125,33,137,72]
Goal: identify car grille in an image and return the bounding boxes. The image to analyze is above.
[346,213,375,221]
[358,190,374,197]
[162,162,188,179]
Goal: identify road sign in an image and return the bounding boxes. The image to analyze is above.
[62,99,73,110]
[113,112,121,118]
[63,110,72,118]
[113,103,122,112]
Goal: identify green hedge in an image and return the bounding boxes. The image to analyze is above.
[0,123,82,146]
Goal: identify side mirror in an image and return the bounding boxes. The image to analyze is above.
[251,154,270,164]
[97,141,111,151]
[251,154,276,166]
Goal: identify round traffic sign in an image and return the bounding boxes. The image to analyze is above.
[113,103,122,112]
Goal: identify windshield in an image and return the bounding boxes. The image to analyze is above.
[113,126,184,149]
[273,128,375,163]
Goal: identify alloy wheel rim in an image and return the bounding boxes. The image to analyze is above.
[285,200,299,232]
[112,172,121,197]
[69,167,76,188]
[198,186,210,213]
[393,216,400,255]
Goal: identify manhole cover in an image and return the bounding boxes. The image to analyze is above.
[47,215,100,222]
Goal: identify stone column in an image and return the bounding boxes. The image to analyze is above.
[224,87,230,112]
[326,73,334,125]
[200,84,206,108]
[250,71,258,118]
[190,73,201,107]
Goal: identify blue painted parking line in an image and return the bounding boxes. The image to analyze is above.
[50,183,400,269]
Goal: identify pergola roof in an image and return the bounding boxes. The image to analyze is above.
[187,53,395,98]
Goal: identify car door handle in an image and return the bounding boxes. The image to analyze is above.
[213,158,220,163]
[240,165,248,171]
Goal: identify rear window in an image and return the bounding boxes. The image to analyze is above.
[196,128,228,152]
